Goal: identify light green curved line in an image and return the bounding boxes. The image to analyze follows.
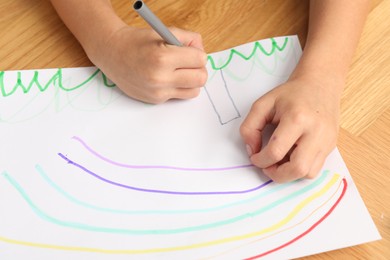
[2,170,329,235]
[59,70,118,112]
[0,68,97,97]
[207,37,289,70]
[1,38,289,101]
[0,69,119,123]
[63,74,121,112]
[0,88,48,123]
[0,38,287,99]
[223,37,296,81]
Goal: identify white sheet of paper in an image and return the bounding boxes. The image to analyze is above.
[0,35,380,260]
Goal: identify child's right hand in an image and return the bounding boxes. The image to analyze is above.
[89,26,208,104]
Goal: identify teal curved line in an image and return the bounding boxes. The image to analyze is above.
[35,164,301,215]
[2,170,330,235]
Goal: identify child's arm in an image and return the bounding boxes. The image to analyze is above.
[49,0,208,103]
[240,0,371,183]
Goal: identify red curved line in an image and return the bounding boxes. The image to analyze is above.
[245,178,347,260]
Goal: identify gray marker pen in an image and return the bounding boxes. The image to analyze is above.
[133,0,182,46]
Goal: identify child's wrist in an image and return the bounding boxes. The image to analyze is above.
[289,66,345,99]
[77,8,128,66]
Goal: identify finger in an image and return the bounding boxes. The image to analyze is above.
[170,27,205,50]
[172,67,208,88]
[251,117,304,169]
[167,46,208,69]
[261,134,319,183]
[136,86,202,104]
[240,95,275,155]
[306,151,327,179]
[169,87,201,100]
[294,132,334,180]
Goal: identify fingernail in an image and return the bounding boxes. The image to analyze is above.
[246,144,253,157]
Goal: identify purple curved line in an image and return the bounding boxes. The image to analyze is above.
[71,136,254,171]
[58,153,272,195]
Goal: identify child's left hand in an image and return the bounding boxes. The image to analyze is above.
[240,74,343,183]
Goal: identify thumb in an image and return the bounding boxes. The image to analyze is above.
[170,27,205,50]
[240,95,275,156]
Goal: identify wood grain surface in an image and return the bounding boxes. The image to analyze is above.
[0,0,389,259]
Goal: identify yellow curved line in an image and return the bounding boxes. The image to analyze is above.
[203,176,344,259]
[0,174,339,254]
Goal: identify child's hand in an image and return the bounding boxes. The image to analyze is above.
[240,75,342,183]
[91,26,208,104]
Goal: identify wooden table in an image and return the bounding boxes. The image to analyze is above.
[1,0,389,259]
